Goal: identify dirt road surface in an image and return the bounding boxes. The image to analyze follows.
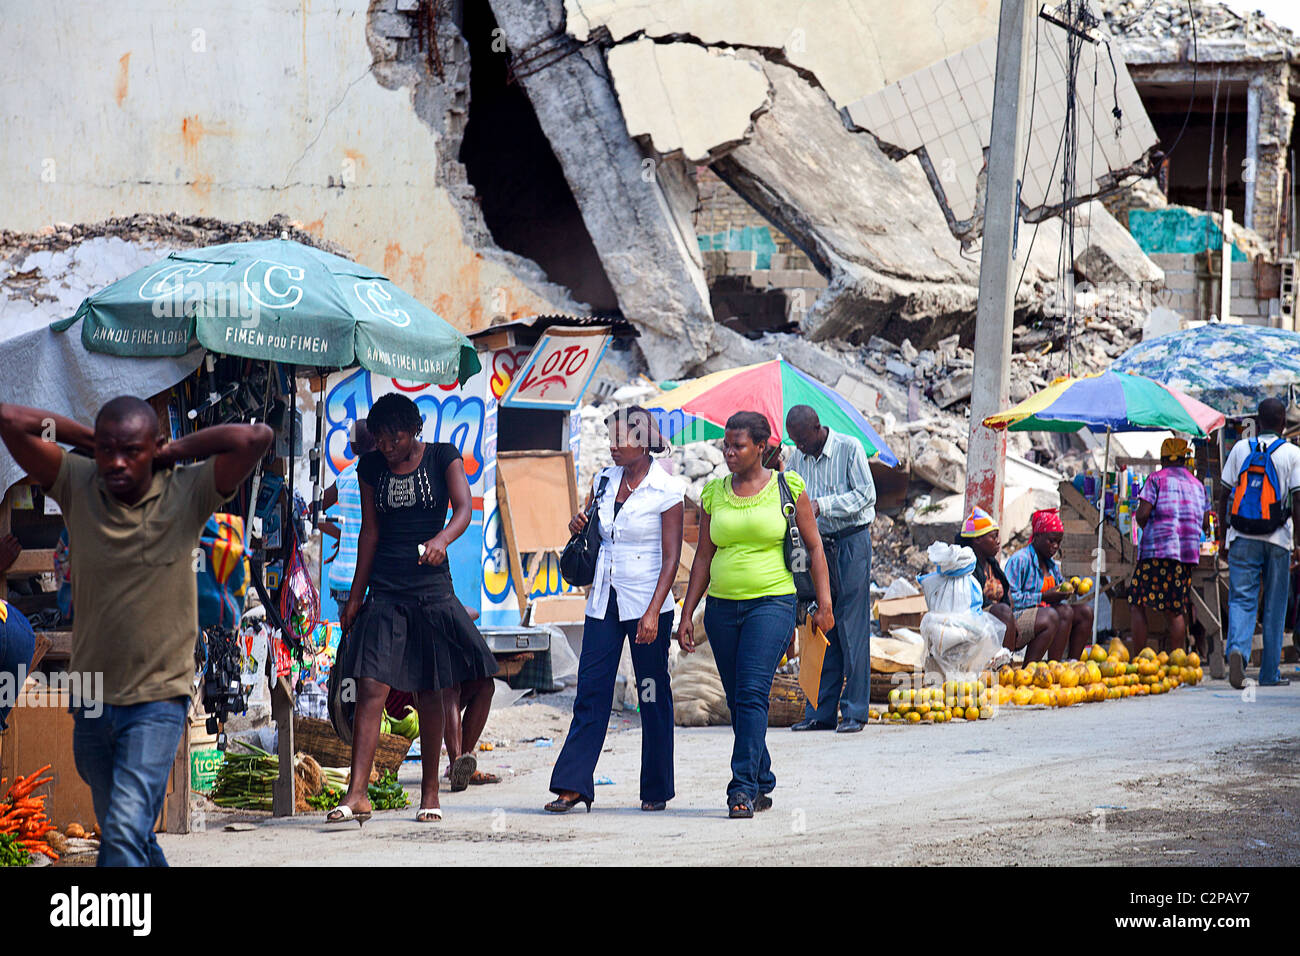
[161,674,1300,866]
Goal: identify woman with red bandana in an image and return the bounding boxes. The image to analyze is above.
[1003,509,1093,660]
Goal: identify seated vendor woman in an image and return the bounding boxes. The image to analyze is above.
[955,507,1015,650]
[1002,509,1093,661]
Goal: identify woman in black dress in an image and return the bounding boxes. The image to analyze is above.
[330,393,498,824]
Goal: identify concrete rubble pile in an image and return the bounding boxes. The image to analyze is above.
[484,0,1169,378]
[1100,0,1300,54]
[0,212,347,261]
[574,323,1069,586]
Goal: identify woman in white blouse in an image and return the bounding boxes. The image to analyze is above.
[546,406,685,813]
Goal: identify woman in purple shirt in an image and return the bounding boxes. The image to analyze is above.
[1129,438,1211,658]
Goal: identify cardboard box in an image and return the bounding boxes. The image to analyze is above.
[876,595,928,634]
[0,684,97,831]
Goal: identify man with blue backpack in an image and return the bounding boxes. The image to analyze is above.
[1221,398,1300,688]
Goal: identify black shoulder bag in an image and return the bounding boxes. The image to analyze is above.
[559,474,610,587]
[777,472,839,606]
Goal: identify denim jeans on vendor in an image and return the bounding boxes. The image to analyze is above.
[73,696,189,867]
[0,604,36,732]
[704,593,797,803]
[1226,537,1291,685]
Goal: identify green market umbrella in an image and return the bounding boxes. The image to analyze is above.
[52,238,480,385]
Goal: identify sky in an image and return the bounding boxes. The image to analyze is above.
[1215,0,1300,34]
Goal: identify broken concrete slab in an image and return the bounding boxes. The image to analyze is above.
[912,437,965,494]
[606,39,772,162]
[710,55,985,346]
[907,492,966,550]
[1071,201,1164,287]
[932,369,973,409]
[562,0,1000,111]
[487,0,716,379]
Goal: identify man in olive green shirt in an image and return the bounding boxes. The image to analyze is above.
[0,397,271,867]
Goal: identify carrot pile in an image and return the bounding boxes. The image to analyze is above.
[0,764,58,861]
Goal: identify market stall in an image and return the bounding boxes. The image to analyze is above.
[8,237,483,831]
[1112,324,1300,674]
[983,369,1227,652]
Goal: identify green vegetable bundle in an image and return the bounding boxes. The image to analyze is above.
[210,742,278,810]
[368,771,409,810]
[0,832,31,867]
[305,771,408,812]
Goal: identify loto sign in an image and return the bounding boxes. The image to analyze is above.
[500,326,610,410]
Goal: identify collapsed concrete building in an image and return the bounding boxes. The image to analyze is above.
[4,0,1183,375]
[1097,0,1299,329]
[5,3,1291,559]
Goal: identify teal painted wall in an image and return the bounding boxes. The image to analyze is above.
[1128,208,1247,261]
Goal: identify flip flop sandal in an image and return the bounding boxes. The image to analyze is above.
[326,804,371,827]
[416,807,443,822]
[449,754,477,792]
[468,770,500,785]
[728,797,753,819]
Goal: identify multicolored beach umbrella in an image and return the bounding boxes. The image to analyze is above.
[649,358,899,466]
[982,370,1226,437]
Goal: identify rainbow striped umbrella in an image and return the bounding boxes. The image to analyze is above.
[983,370,1225,646]
[649,358,899,466]
[982,370,1226,436]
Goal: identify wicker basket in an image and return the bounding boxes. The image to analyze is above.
[293,715,412,776]
[871,669,922,703]
[768,674,807,727]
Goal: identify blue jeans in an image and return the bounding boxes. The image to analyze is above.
[1226,538,1291,684]
[550,589,675,803]
[73,697,189,867]
[705,594,796,803]
[807,528,872,724]
[0,605,36,732]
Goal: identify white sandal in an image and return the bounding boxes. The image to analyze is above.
[326,804,372,827]
[416,807,443,822]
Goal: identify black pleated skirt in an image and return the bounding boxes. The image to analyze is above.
[328,576,497,743]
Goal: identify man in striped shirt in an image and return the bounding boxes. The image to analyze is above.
[785,405,878,734]
[319,420,375,606]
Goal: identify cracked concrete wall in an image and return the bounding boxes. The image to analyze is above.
[1248,63,1295,253]
[487,0,716,378]
[1,0,575,331]
[564,0,1000,109]
[1100,1,1299,255]
[606,38,772,162]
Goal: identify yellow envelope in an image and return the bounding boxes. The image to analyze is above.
[798,615,831,707]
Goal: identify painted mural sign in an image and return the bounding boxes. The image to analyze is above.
[500,327,611,410]
[323,345,580,627]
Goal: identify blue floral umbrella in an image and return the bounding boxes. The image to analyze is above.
[1110,324,1300,418]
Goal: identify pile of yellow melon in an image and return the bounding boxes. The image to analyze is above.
[994,637,1203,707]
[870,679,997,723]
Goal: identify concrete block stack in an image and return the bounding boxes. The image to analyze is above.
[704,245,832,338]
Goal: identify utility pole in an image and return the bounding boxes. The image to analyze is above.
[965,0,1037,523]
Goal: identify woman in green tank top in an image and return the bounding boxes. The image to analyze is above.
[676,411,833,818]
